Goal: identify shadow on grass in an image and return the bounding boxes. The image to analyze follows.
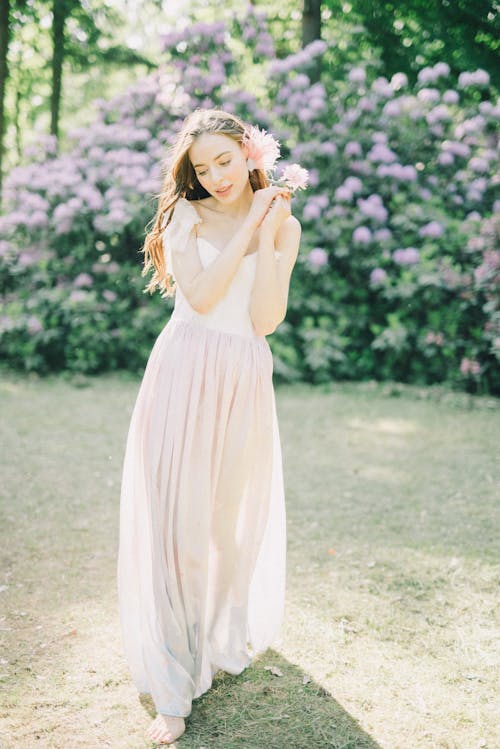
[139,649,381,749]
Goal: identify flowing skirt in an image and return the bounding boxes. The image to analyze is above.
[116,316,286,717]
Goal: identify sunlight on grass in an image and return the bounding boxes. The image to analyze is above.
[347,416,420,435]
[0,373,498,749]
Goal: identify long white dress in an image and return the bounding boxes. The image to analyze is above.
[117,197,286,718]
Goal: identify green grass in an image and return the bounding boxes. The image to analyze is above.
[0,372,499,749]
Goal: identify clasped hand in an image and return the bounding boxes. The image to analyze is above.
[245,186,292,235]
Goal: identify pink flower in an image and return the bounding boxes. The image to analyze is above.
[370,268,387,285]
[27,315,43,334]
[353,226,372,244]
[103,289,117,303]
[281,164,309,191]
[74,272,93,287]
[460,357,481,377]
[242,125,281,172]
[308,247,328,267]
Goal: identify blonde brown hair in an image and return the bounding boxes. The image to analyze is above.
[141,108,270,298]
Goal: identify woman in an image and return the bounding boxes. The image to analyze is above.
[117,107,301,744]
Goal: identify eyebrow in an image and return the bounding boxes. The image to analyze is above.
[193,151,232,169]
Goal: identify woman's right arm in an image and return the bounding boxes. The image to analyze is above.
[170,187,288,314]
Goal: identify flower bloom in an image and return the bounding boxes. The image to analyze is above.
[348,67,366,84]
[303,201,321,221]
[458,70,490,88]
[74,272,93,287]
[370,268,387,285]
[390,72,408,90]
[442,89,459,104]
[438,152,454,166]
[280,164,309,191]
[460,357,481,376]
[419,221,445,238]
[308,247,328,267]
[374,228,392,242]
[344,141,362,157]
[27,315,43,334]
[353,226,372,244]
[357,194,388,222]
[393,247,420,265]
[103,289,118,303]
[69,289,89,303]
[242,125,281,172]
[426,331,444,346]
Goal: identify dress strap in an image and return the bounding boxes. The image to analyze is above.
[162,198,203,276]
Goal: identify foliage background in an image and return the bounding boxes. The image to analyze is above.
[0,1,499,393]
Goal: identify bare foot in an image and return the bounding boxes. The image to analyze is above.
[145,714,185,744]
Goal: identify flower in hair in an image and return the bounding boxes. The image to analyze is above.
[242,125,281,172]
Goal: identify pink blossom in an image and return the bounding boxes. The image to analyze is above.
[27,315,43,334]
[308,247,328,267]
[376,163,417,181]
[367,143,397,163]
[417,88,440,103]
[344,176,363,193]
[370,268,387,285]
[419,221,444,238]
[458,70,490,88]
[353,226,372,244]
[426,331,444,346]
[468,156,489,173]
[393,247,420,265]
[443,89,459,104]
[357,194,388,222]
[438,152,454,166]
[281,164,309,191]
[374,228,392,242]
[348,67,366,84]
[390,73,408,90]
[74,272,93,287]
[371,77,393,97]
[344,141,362,157]
[427,105,451,124]
[335,185,352,202]
[460,357,481,376]
[383,100,402,117]
[103,289,117,303]
[242,125,281,172]
[303,202,321,221]
[69,289,89,303]
[18,251,36,267]
[320,142,337,155]
[290,74,310,90]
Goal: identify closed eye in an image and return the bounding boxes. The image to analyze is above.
[197,159,232,177]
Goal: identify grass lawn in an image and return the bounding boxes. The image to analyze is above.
[0,372,498,749]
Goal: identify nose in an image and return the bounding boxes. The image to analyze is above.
[209,165,224,183]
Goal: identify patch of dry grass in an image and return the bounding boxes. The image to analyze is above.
[0,372,498,749]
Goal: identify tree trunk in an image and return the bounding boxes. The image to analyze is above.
[302,0,322,83]
[50,0,66,143]
[0,0,10,207]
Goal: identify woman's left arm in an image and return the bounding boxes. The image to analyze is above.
[250,199,302,336]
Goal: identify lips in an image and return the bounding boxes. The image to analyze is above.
[215,185,232,196]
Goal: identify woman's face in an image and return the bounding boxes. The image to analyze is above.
[188,132,249,203]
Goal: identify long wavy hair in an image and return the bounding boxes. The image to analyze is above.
[141,108,270,298]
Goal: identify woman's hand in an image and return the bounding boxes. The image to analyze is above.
[244,186,291,232]
[259,194,292,237]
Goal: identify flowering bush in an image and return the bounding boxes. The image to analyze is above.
[0,9,499,393]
